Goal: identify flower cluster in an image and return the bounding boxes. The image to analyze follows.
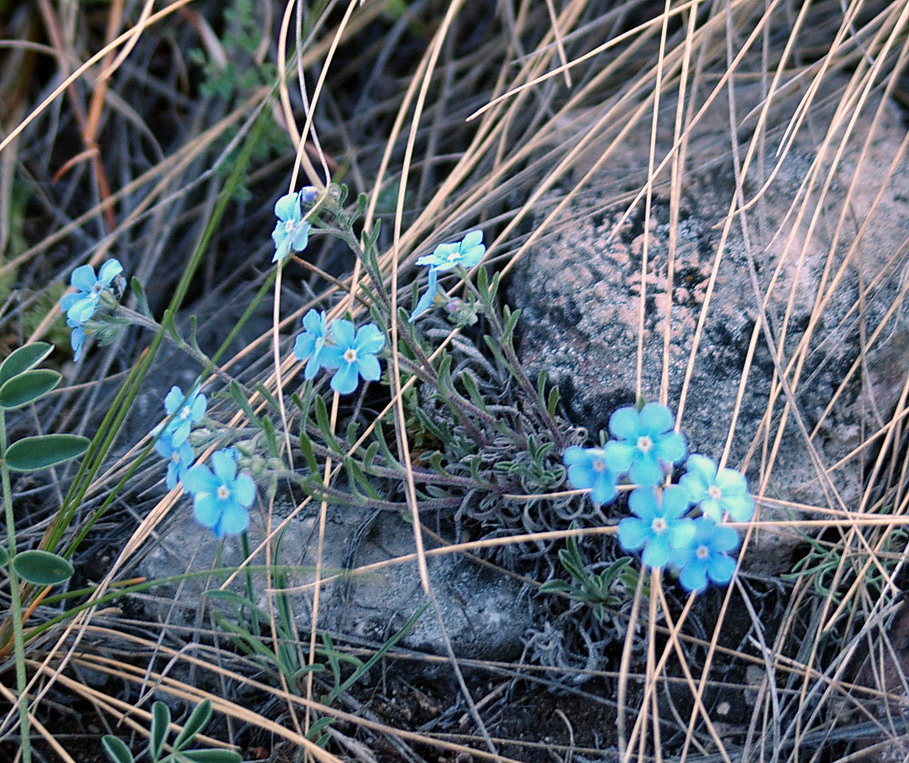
[59,259,124,360]
[410,230,485,321]
[563,403,754,593]
[293,309,385,395]
[152,386,257,538]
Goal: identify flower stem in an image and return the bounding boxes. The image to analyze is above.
[1,410,32,762]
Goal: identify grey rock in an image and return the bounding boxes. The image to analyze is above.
[139,501,533,661]
[509,81,909,573]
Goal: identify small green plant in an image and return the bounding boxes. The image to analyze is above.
[0,342,90,763]
[540,532,637,622]
[101,699,241,763]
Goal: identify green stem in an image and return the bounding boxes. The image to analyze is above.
[1,410,32,762]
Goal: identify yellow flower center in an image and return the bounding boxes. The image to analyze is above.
[217,485,231,500]
[637,435,653,453]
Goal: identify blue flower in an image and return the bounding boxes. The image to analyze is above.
[182,449,256,538]
[60,259,123,324]
[617,486,696,568]
[679,454,755,522]
[410,230,485,321]
[672,517,740,593]
[604,403,687,486]
[563,446,619,505]
[155,433,194,490]
[320,320,385,394]
[68,318,87,361]
[272,192,312,262]
[293,309,329,379]
[162,385,207,446]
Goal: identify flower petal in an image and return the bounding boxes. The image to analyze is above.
[679,562,709,592]
[642,535,672,568]
[707,554,736,585]
[609,407,640,440]
[716,467,748,494]
[70,265,97,292]
[274,192,299,220]
[193,494,221,528]
[639,402,674,435]
[628,487,659,520]
[331,319,356,348]
[355,353,381,383]
[355,324,386,355]
[662,485,692,519]
[679,472,708,503]
[294,333,316,362]
[331,362,360,395]
[724,494,755,522]
[234,473,256,507]
[655,431,687,465]
[212,450,237,484]
[68,295,99,324]
[183,464,217,495]
[590,472,618,504]
[98,259,123,284]
[320,346,344,369]
[629,453,663,487]
[218,503,250,536]
[603,441,635,473]
[686,454,717,482]
[302,309,326,336]
[617,517,650,551]
[164,386,184,415]
[291,221,311,251]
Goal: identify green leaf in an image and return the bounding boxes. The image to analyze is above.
[12,550,74,586]
[173,700,212,750]
[101,736,135,763]
[0,342,53,386]
[176,750,242,762]
[0,545,7,566]
[150,701,171,760]
[6,434,90,471]
[305,716,334,741]
[131,277,152,318]
[0,369,61,409]
[539,580,572,594]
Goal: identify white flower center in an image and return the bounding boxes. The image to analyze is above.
[708,485,723,500]
[217,485,231,500]
[180,405,191,420]
[637,435,653,453]
[592,458,606,473]
[446,251,460,262]
[283,219,296,233]
[696,544,710,560]
[171,452,180,464]
[651,517,667,534]
[344,348,358,363]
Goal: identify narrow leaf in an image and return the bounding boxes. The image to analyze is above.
[0,545,7,566]
[176,750,242,762]
[6,434,90,471]
[12,550,74,586]
[101,736,135,763]
[0,369,61,409]
[0,342,53,386]
[173,699,212,751]
[150,701,171,760]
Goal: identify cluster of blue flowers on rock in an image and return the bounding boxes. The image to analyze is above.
[57,189,489,540]
[563,403,755,594]
[59,259,124,360]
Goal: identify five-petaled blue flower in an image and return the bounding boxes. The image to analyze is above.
[162,385,207,446]
[410,230,486,320]
[320,320,385,394]
[672,517,740,593]
[272,192,312,262]
[183,449,256,538]
[293,309,330,379]
[617,486,696,568]
[604,403,687,486]
[679,454,755,522]
[155,433,194,490]
[60,259,123,324]
[563,446,619,505]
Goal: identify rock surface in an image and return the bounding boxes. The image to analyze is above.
[509,81,909,572]
[139,500,533,661]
